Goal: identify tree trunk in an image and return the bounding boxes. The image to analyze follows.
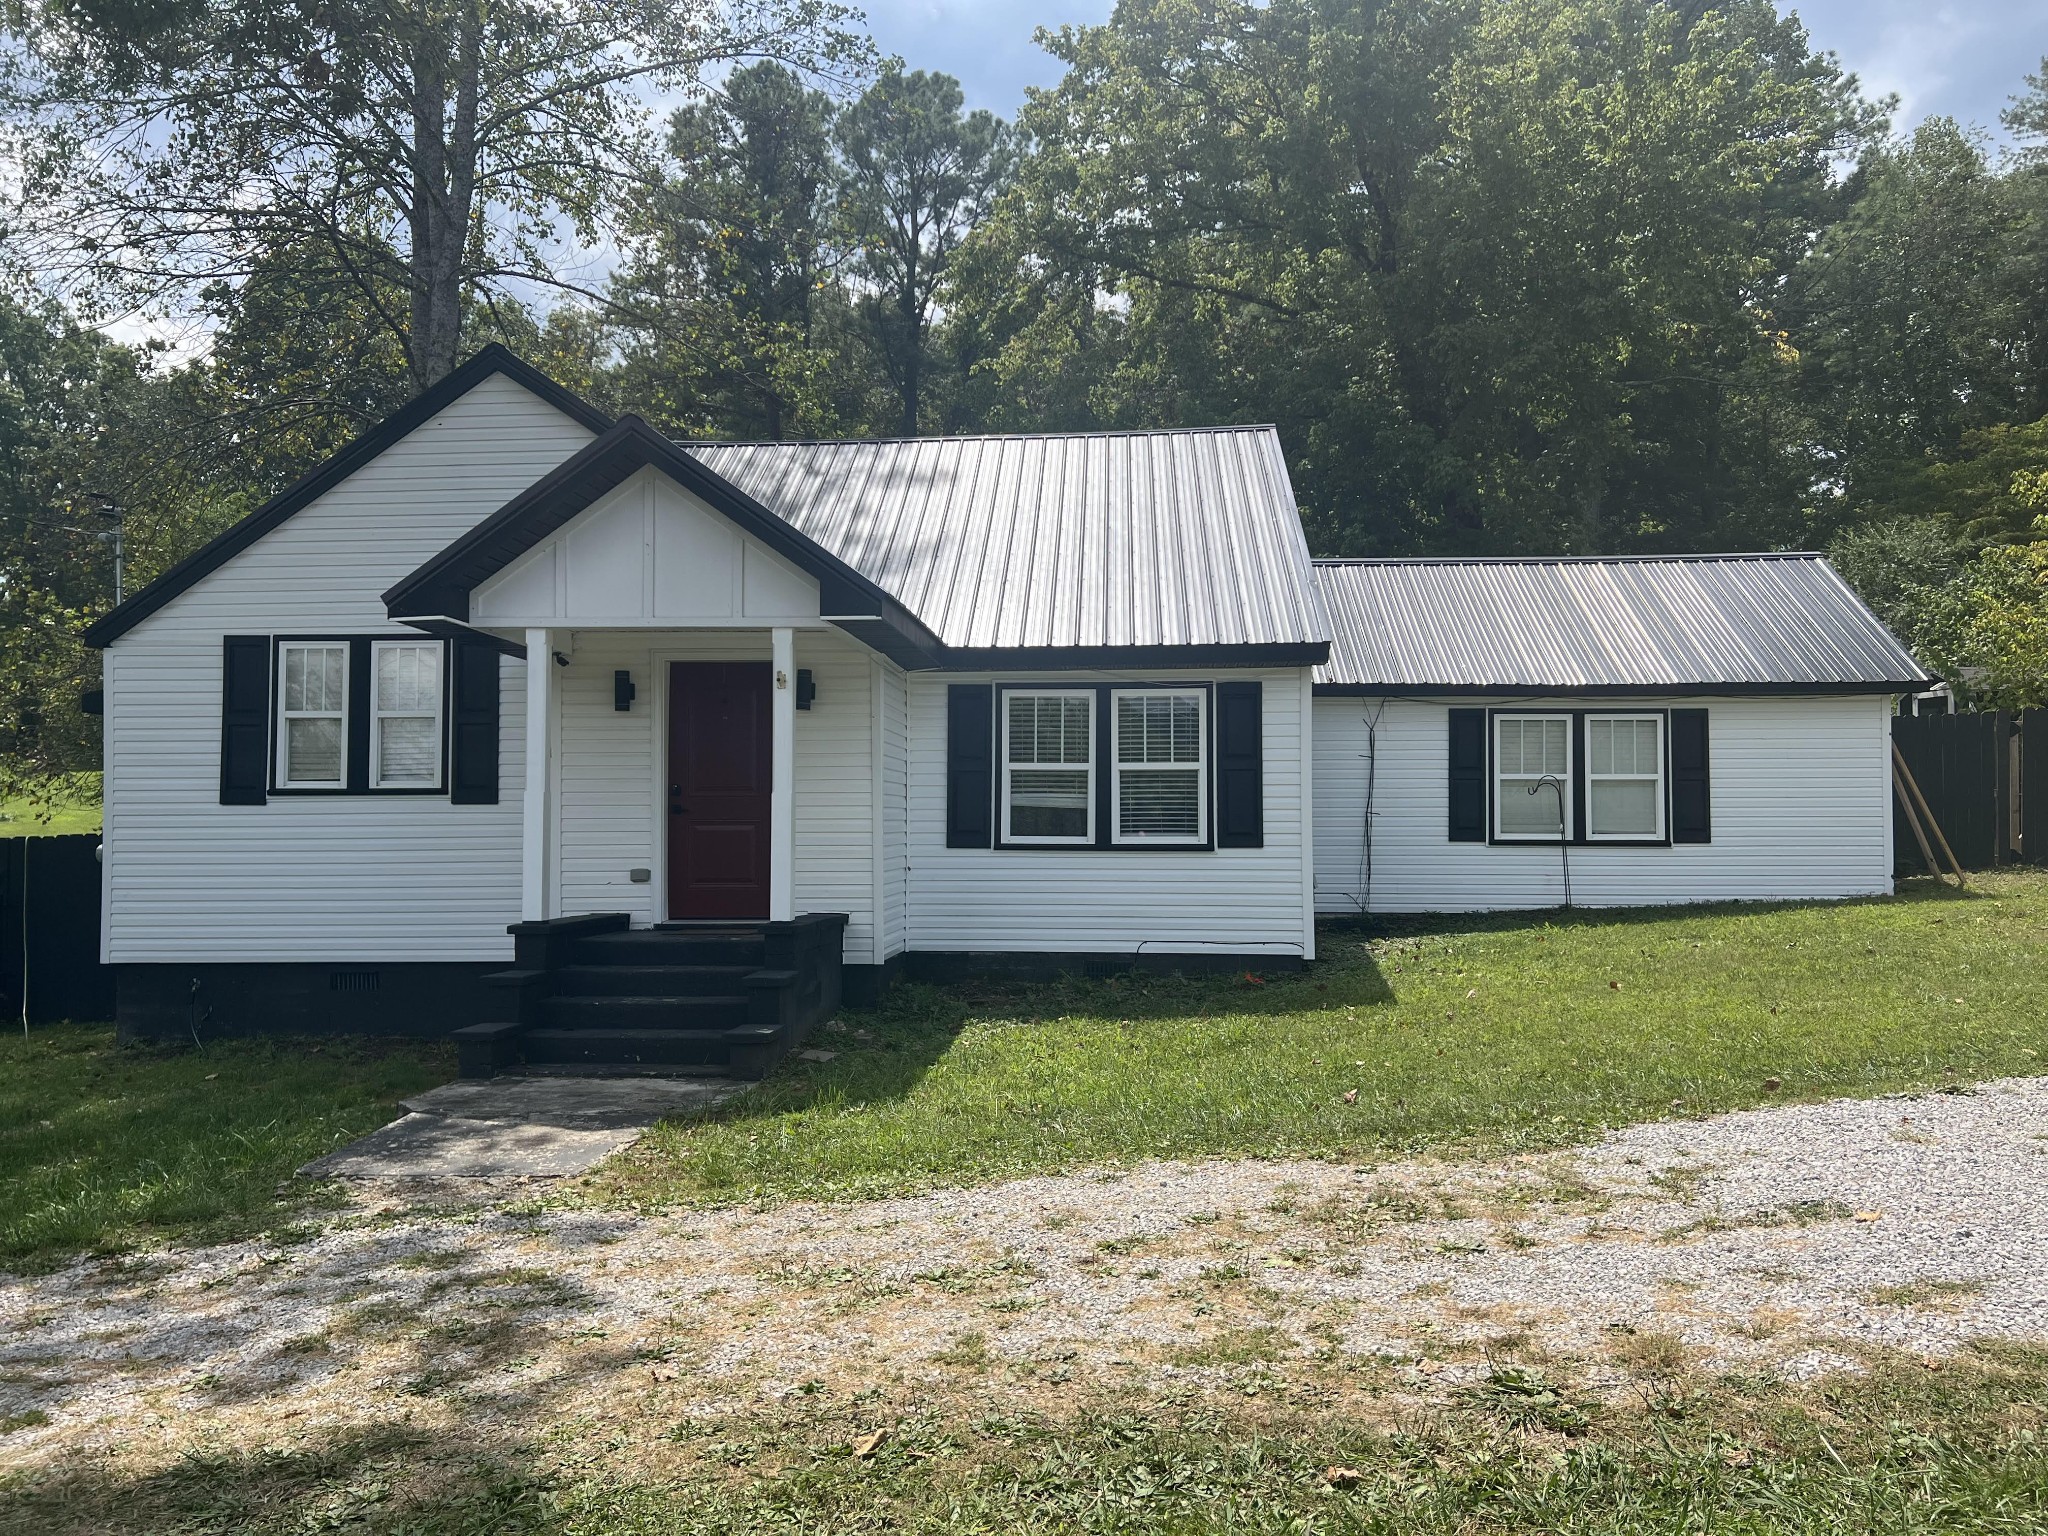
[405,3,483,388]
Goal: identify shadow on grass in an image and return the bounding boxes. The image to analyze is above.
[0,1422,563,1536]
[692,873,2004,1140]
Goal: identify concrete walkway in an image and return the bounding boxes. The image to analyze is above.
[299,1075,742,1179]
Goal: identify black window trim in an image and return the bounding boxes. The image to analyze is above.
[992,681,1217,853]
[1482,706,1675,849]
[268,634,452,797]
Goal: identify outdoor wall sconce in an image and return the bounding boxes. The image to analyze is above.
[614,670,636,711]
[796,669,816,710]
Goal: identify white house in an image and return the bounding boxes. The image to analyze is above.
[81,348,1929,1074]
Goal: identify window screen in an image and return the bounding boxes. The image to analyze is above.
[1587,714,1663,838]
[1495,714,1570,838]
[277,643,348,787]
[372,642,444,787]
[1003,691,1094,841]
[1113,691,1205,843]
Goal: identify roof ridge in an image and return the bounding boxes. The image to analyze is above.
[1312,552,1826,567]
[678,425,1281,448]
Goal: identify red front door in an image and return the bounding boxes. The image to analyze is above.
[667,661,773,920]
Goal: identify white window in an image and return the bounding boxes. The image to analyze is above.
[1586,713,1664,839]
[1002,690,1095,843]
[276,642,349,788]
[371,641,445,788]
[1494,714,1570,839]
[1112,689,1207,844]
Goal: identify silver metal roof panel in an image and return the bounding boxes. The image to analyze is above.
[685,428,1330,655]
[1312,554,1930,693]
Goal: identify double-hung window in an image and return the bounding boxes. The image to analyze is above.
[1003,690,1095,843]
[371,641,445,789]
[276,642,349,788]
[1112,689,1206,844]
[1586,713,1663,839]
[1494,714,1570,839]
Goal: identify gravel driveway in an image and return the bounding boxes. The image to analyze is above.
[3,1076,2045,1467]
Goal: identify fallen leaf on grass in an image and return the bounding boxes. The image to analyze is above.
[852,1428,889,1458]
[1323,1466,1363,1488]
[1342,1089,1359,1105]
[1608,980,1621,990]
[203,1073,219,1081]
[1761,1077,1781,1091]
[649,1364,682,1382]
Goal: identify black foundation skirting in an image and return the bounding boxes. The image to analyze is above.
[839,953,907,1007]
[115,962,501,1043]
[899,950,1306,985]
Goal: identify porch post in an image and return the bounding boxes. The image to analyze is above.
[770,625,796,923]
[522,627,554,922]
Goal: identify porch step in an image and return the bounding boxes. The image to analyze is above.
[541,994,750,1031]
[552,964,755,998]
[519,1028,737,1069]
[569,930,768,967]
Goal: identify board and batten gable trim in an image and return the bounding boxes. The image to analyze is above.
[84,346,611,650]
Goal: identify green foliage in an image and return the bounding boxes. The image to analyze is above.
[836,65,1019,434]
[971,0,1873,555]
[593,873,2048,1209]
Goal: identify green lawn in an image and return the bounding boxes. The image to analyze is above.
[10,1342,2048,1533]
[0,773,101,836]
[0,1025,450,1265]
[593,870,2048,1209]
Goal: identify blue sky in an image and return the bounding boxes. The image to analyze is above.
[859,0,2048,144]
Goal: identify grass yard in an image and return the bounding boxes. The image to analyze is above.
[0,774,100,837]
[10,1342,2048,1533]
[593,870,2048,1209]
[0,1026,450,1265]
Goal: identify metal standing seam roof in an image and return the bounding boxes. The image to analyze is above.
[1311,554,1932,692]
[683,428,1330,654]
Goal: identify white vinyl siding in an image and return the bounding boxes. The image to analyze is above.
[1313,694,1895,914]
[909,668,1313,958]
[100,373,594,963]
[276,642,348,788]
[1586,714,1663,840]
[1112,689,1206,844]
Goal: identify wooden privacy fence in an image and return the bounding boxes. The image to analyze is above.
[1892,710,2048,875]
[0,834,114,1023]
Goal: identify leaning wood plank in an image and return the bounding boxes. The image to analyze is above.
[1892,742,1967,888]
[1892,767,1944,885]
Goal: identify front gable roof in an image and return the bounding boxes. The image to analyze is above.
[82,345,612,648]
[382,415,946,669]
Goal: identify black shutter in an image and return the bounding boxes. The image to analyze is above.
[1448,708,1486,842]
[450,639,502,805]
[219,635,271,805]
[1671,708,1711,843]
[946,684,994,848]
[1215,681,1264,848]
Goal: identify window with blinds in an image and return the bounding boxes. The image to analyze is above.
[276,642,348,788]
[1112,690,1206,844]
[372,641,445,788]
[1002,690,1095,842]
[1494,714,1570,839]
[1587,713,1664,838]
